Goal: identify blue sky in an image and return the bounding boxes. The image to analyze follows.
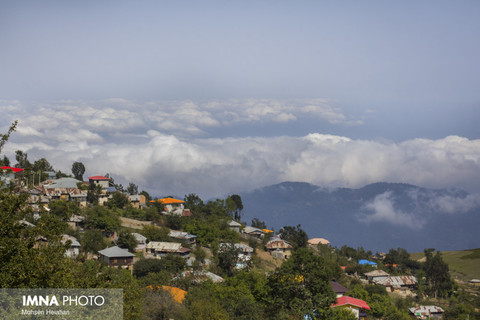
[1,1,480,198]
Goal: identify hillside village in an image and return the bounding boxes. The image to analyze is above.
[1,151,480,319]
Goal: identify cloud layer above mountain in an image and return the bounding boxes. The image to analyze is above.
[1,99,480,198]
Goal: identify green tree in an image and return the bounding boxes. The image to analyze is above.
[267,248,336,318]
[117,231,137,252]
[251,218,267,229]
[84,205,120,234]
[184,193,204,214]
[142,225,170,242]
[424,248,453,298]
[0,190,76,288]
[15,150,31,169]
[49,199,79,221]
[127,182,138,195]
[279,224,308,249]
[81,229,108,253]
[0,120,17,156]
[106,191,129,209]
[217,242,242,277]
[229,194,243,221]
[71,161,86,181]
[133,254,186,278]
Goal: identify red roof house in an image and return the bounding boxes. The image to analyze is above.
[1,166,24,173]
[331,296,370,319]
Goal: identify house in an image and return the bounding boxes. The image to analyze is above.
[364,269,390,282]
[308,238,330,246]
[43,177,87,206]
[132,232,147,251]
[0,166,23,187]
[98,246,135,270]
[331,296,370,320]
[128,194,146,209]
[373,275,417,293]
[34,235,49,249]
[242,226,266,238]
[169,230,197,245]
[67,214,85,230]
[145,241,190,258]
[331,281,349,298]
[88,176,110,189]
[219,242,254,268]
[409,306,444,319]
[265,236,293,260]
[228,220,242,232]
[151,198,185,215]
[26,187,50,214]
[61,234,80,258]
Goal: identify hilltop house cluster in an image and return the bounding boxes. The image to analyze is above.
[1,167,447,320]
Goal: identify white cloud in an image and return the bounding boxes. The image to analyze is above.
[359,192,426,229]
[427,194,480,214]
[2,99,480,198]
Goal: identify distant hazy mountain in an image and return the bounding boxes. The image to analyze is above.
[240,182,480,252]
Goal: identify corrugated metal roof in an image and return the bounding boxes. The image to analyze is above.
[98,246,134,258]
[409,305,444,316]
[243,226,265,234]
[146,241,182,252]
[364,270,390,277]
[332,296,370,310]
[169,230,196,240]
[374,275,417,287]
[265,237,293,250]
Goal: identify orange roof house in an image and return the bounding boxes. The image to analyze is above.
[150,198,185,215]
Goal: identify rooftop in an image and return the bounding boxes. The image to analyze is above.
[332,296,370,310]
[98,246,134,258]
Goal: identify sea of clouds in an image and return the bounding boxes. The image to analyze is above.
[1,98,480,199]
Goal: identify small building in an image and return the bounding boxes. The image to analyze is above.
[88,176,110,189]
[62,234,81,258]
[98,246,135,270]
[228,220,242,232]
[373,275,417,293]
[265,236,293,260]
[219,242,254,269]
[1,166,23,188]
[132,232,147,251]
[364,269,390,282]
[331,281,349,298]
[169,230,197,245]
[146,241,190,258]
[128,194,146,209]
[242,226,266,238]
[308,238,330,246]
[331,296,370,320]
[409,305,444,320]
[67,214,85,230]
[151,198,185,215]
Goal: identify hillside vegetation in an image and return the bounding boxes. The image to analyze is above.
[411,249,480,282]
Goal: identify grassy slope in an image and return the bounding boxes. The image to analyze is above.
[411,248,480,282]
